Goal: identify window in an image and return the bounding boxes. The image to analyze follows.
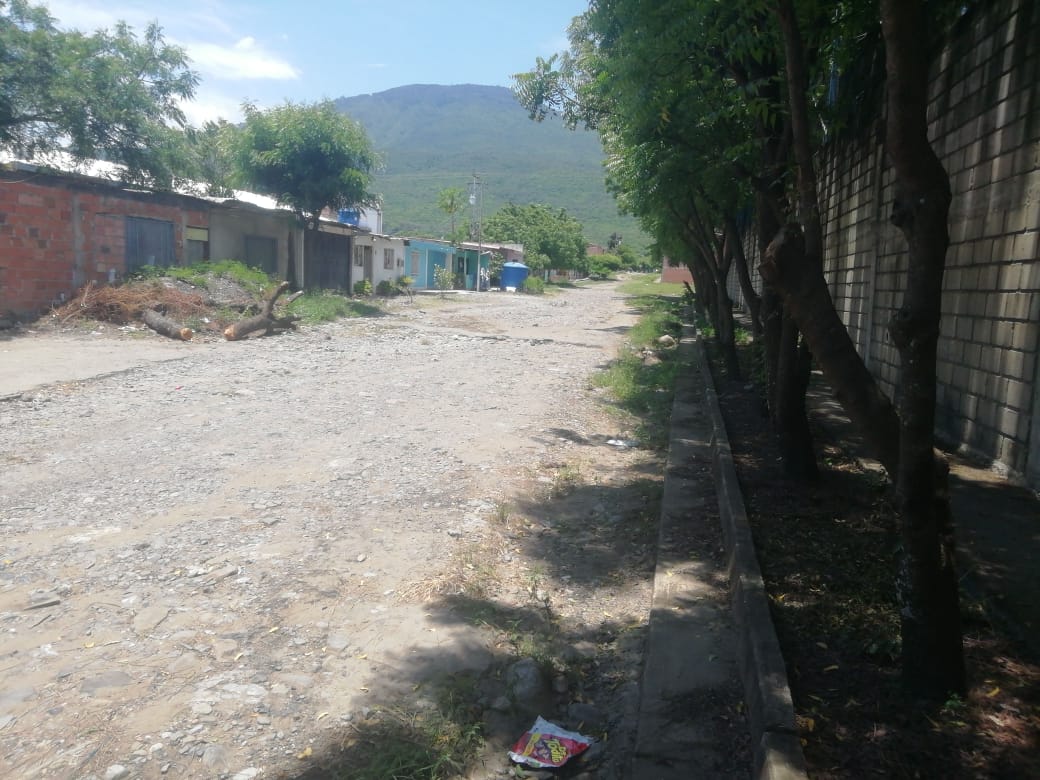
[354,245,364,266]
[185,226,209,264]
[244,235,277,275]
[410,250,420,276]
[126,216,174,271]
[383,248,394,269]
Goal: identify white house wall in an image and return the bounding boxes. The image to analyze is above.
[355,236,405,288]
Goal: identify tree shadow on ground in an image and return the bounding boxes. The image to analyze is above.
[710,336,1040,780]
[280,461,682,778]
[280,291,740,779]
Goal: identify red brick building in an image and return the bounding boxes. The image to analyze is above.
[1,165,210,316]
[660,255,693,285]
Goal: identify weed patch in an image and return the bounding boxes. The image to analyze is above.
[590,283,683,449]
[312,676,485,780]
[288,291,382,323]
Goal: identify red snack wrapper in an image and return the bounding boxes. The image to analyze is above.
[508,716,593,768]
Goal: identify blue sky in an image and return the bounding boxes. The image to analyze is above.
[41,0,589,126]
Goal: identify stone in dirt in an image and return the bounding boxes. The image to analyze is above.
[81,671,133,694]
[201,743,231,770]
[506,658,550,709]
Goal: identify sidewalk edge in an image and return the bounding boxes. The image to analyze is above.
[691,327,809,780]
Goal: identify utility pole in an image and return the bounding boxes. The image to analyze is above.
[469,173,483,291]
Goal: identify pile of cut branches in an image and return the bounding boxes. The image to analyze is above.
[53,280,209,326]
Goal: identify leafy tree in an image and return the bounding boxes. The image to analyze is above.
[483,203,586,272]
[517,0,967,697]
[613,243,639,269]
[436,187,467,244]
[228,100,378,229]
[0,0,199,186]
[588,252,623,279]
[182,120,237,196]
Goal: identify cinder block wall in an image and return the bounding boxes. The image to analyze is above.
[0,173,209,316]
[826,0,1038,482]
[729,0,1038,487]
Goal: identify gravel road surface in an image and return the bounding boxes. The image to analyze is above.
[0,283,666,779]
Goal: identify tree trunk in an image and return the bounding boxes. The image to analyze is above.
[756,193,784,418]
[683,280,707,322]
[224,281,298,341]
[771,0,827,481]
[142,309,193,341]
[715,233,742,379]
[774,308,817,479]
[680,200,742,377]
[724,215,762,336]
[685,252,718,328]
[881,0,965,698]
[760,225,901,476]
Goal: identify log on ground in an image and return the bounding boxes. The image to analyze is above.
[142,309,193,341]
[223,281,297,341]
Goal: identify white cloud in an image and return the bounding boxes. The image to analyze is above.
[186,37,300,81]
[177,89,246,126]
[42,0,123,31]
[42,1,299,82]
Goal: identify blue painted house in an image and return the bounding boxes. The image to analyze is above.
[402,238,455,290]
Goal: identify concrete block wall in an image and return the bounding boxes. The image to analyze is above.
[935,0,1040,482]
[873,0,1038,481]
[726,0,1038,486]
[0,173,209,317]
[818,141,884,363]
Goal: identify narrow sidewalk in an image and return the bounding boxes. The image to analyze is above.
[631,324,807,779]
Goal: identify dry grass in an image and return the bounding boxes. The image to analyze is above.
[396,537,504,603]
[52,280,211,326]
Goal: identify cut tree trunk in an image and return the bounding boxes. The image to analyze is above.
[142,309,193,341]
[223,281,299,341]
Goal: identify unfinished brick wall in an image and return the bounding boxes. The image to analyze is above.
[728,0,1038,486]
[0,172,209,317]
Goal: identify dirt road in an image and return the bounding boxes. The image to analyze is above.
[0,283,668,778]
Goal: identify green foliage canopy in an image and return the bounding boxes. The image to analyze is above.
[0,0,199,186]
[229,100,379,228]
[436,187,466,243]
[483,203,587,272]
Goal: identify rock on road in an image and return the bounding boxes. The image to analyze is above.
[0,282,644,778]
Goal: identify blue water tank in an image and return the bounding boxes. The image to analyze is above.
[338,208,360,226]
[500,261,529,289]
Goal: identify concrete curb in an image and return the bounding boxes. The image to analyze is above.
[631,323,741,778]
[689,326,809,780]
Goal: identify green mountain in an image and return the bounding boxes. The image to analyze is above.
[334,84,647,254]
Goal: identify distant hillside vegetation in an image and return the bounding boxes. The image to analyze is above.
[334,84,647,254]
